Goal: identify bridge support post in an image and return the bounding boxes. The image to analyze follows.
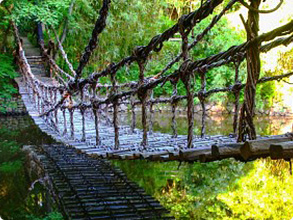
[182,71,194,148]
[37,93,41,113]
[199,72,207,138]
[139,92,148,148]
[148,90,154,135]
[80,89,86,142]
[137,60,148,149]
[179,20,193,148]
[171,77,179,139]
[81,108,86,142]
[62,108,67,136]
[113,101,120,150]
[69,109,74,139]
[238,0,261,142]
[92,84,101,146]
[53,89,59,126]
[232,59,241,135]
[110,71,120,150]
[40,85,45,114]
[93,107,100,146]
[37,22,44,46]
[130,94,136,134]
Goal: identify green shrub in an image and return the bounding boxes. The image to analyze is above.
[0,53,19,113]
[114,158,293,219]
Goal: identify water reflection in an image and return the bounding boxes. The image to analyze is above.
[122,111,293,136]
[0,116,58,220]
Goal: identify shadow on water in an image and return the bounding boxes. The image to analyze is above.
[0,116,60,220]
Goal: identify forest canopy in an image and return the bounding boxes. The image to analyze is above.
[0,0,292,111]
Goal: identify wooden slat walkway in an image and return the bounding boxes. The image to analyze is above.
[17,75,293,162]
[31,144,173,219]
[15,38,293,162]
[16,75,239,161]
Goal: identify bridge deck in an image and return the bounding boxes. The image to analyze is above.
[17,74,242,160]
[16,37,293,163]
[30,144,172,219]
[17,73,292,162]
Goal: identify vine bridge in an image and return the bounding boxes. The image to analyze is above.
[14,0,293,163]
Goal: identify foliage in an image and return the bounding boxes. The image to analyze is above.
[49,0,252,107]
[7,0,71,27]
[113,158,293,219]
[278,47,293,72]
[0,53,18,113]
[53,0,172,76]
[0,131,23,175]
[216,159,293,219]
[0,119,62,220]
[26,212,64,220]
[2,0,289,110]
[0,160,22,173]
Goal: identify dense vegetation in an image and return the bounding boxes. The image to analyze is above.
[1,0,292,111]
[113,158,293,219]
[0,54,18,113]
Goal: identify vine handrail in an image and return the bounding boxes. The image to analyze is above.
[13,0,293,151]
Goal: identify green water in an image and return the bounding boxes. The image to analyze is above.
[0,113,292,219]
[0,116,61,220]
[124,111,293,136]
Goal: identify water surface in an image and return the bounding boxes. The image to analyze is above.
[0,116,58,220]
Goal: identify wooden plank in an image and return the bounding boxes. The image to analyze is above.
[179,146,211,162]
[240,137,292,160]
[212,142,243,160]
[270,141,293,159]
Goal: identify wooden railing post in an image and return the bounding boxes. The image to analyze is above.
[181,69,194,148]
[130,94,136,134]
[137,60,148,148]
[80,89,86,142]
[69,108,75,139]
[62,107,67,136]
[110,71,120,150]
[179,19,194,148]
[148,90,154,135]
[199,72,207,138]
[238,0,261,142]
[232,59,241,135]
[171,78,179,138]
